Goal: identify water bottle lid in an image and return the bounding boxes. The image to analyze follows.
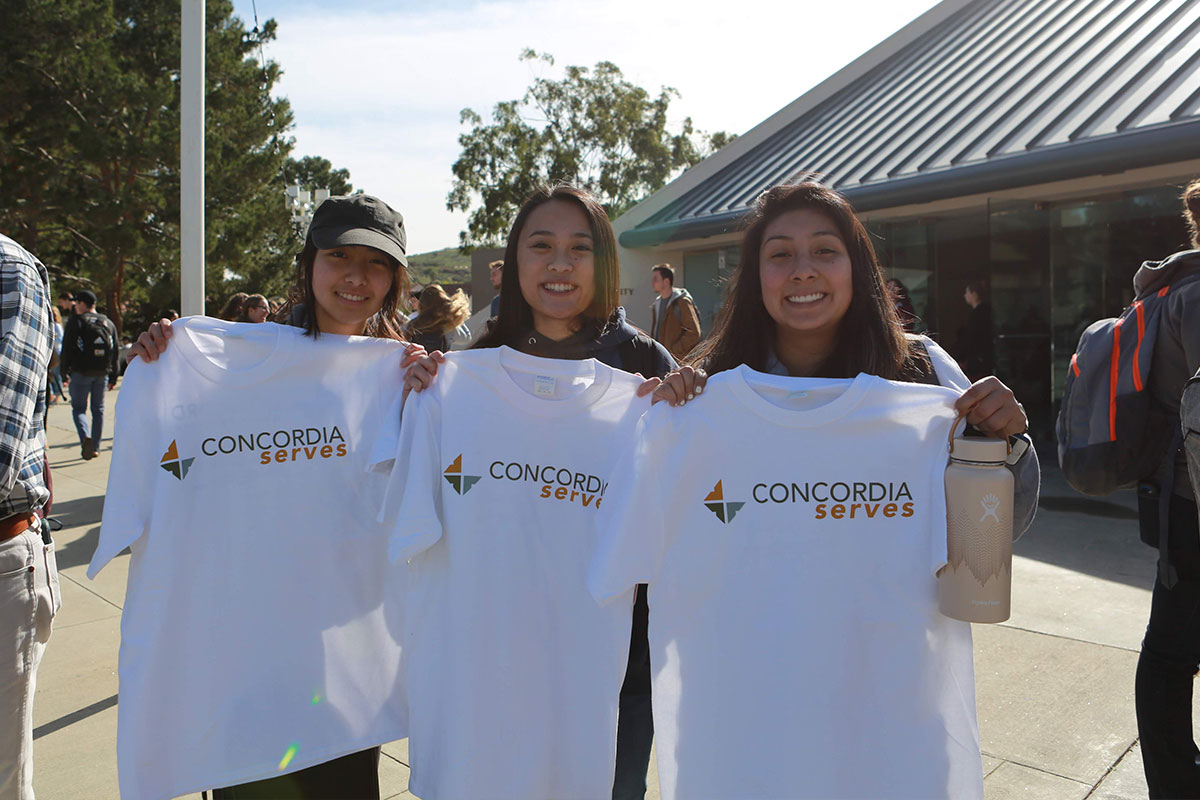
[949,436,1008,463]
[948,414,1009,463]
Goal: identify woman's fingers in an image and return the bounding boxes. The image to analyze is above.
[401,343,428,368]
[403,354,441,395]
[637,377,662,399]
[651,367,708,407]
[954,376,1027,438]
[131,319,174,363]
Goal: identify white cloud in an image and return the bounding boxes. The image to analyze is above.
[238,0,942,252]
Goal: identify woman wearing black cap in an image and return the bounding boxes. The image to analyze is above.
[131,194,423,800]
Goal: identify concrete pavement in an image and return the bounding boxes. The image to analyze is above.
[30,387,1181,798]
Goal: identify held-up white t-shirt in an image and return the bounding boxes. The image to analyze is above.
[388,347,648,800]
[89,317,409,800]
[590,367,983,800]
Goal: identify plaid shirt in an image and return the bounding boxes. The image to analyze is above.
[0,233,52,518]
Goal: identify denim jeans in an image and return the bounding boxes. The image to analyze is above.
[1137,494,1200,798]
[68,372,107,446]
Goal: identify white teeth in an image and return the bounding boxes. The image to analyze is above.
[337,292,366,301]
[542,283,575,293]
[786,293,825,304]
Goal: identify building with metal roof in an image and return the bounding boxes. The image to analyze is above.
[615,0,1200,441]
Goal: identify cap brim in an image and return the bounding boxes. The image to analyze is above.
[310,226,408,267]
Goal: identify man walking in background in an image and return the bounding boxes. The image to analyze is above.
[1,232,58,799]
[60,290,118,460]
[650,263,702,362]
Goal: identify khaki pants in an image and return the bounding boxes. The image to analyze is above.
[0,526,59,800]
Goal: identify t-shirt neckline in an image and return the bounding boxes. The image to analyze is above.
[727,364,877,427]
[489,346,614,417]
[172,317,296,386]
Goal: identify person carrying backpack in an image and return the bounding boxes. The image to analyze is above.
[61,290,119,460]
[1059,179,1200,798]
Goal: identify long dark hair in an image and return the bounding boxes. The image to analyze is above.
[474,183,621,350]
[1185,178,1200,249]
[275,240,410,340]
[690,182,921,380]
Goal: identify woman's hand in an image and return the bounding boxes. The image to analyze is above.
[635,365,707,406]
[129,319,174,363]
[955,376,1028,439]
[403,350,446,399]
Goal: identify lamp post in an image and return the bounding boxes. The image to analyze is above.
[285,185,331,231]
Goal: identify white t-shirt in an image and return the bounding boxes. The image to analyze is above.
[89,317,409,800]
[590,367,983,800]
[388,346,648,800]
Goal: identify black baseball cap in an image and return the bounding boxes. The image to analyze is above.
[307,194,408,267]
[71,290,97,305]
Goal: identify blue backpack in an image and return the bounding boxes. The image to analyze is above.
[1056,269,1200,496]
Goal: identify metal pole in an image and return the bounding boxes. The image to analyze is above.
[181,0,205,316]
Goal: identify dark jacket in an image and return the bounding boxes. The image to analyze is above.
[61,309,119,380]
[519,307,676,380]
[1136,250,1200,502]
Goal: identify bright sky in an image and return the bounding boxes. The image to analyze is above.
[232,0,943,254]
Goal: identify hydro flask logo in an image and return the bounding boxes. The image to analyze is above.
[979,493,1000,523]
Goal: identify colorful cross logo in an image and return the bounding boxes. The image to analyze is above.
[703,480,744,524]
[160,440,195,481]
[444,454,481,495]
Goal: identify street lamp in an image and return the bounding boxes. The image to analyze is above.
[285,185,331,230]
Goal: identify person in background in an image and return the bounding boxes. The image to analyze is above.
[0,232,58,800]
[404,284,471,353]
[61,290,119,460]
[649,263,702,362]
[236,294,271,324]
[1133,178,1200,799]
[954,280,994,381]
[48,306,64,404]
[489,259,504,317]
[886,277,925,333]
[217,292,248,322]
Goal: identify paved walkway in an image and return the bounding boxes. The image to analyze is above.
[31,386,1180,798]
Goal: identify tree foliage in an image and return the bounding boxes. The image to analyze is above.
[448,50,733,249]
[0,0,353,331]
[283,155,354,197]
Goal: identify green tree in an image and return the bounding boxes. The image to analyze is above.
[0,0,333,331]
[283,155,354,197]
[447,50,733,249]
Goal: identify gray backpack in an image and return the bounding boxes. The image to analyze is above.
[1184,370,1200,502]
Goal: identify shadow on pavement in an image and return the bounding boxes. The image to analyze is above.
[1017,467,1155,590]
[53,526,102,571]
[33,693,118,740]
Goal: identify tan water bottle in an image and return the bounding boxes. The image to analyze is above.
[938,417,1013,623]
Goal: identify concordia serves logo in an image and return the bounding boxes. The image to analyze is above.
[160,440,195,481]
[444,454,481,495]
[703,480,745,524]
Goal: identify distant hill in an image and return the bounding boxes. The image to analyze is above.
[407,247,471,289]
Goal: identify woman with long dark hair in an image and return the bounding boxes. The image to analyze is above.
[406,183,674,800]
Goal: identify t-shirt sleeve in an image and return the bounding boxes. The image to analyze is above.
[920,336,971,392]
[88,361,154,578]
[588,410,671,604]
[367,352,407,473]
[384,385,446,563]
[930,429,951,576]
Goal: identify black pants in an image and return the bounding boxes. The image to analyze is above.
[613,584,654,800]
[210,747,380,800]
[1137,494,1200,799]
